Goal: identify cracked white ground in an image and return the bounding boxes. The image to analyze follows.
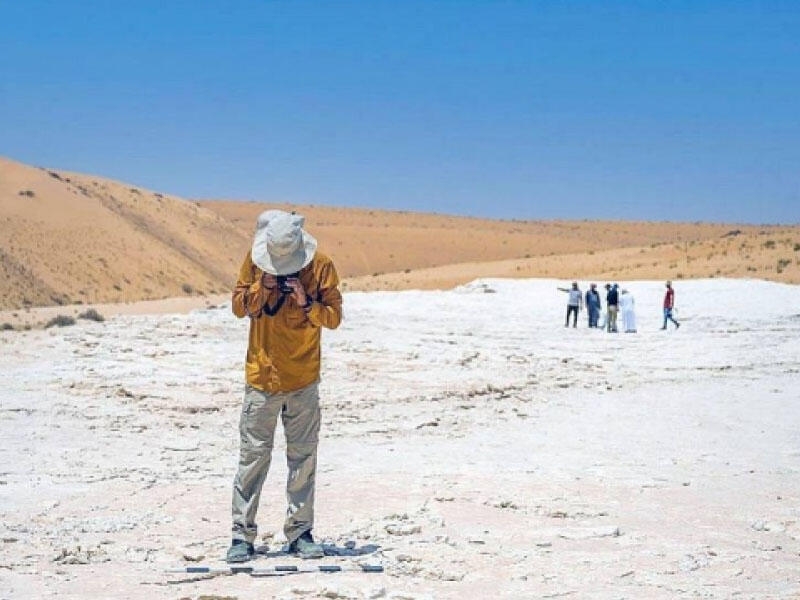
[1,278,799,599]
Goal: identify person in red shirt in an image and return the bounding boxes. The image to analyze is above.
[661,280,681,330]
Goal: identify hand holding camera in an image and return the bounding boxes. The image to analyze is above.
[262,271,307,305]
[284,277,309,307]
[276,274,297,295]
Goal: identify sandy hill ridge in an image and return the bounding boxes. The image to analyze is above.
[2,155,798,313]
[201,201,800,290]
[346,228,800,291]
[0,156,249,309]
[201,201,744,279]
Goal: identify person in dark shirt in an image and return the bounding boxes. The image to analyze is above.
[661,280,681,330]
[605,283,619,333]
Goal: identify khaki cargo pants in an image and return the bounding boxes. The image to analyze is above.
[606,306,619,332]
[231,382,321,545]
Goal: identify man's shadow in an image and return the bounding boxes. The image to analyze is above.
[256,541,381,558]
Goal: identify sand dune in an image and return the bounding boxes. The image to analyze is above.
[346,228,800,291]
[202,200,798,284]
[2,155,798,315]
[0,156,248,310]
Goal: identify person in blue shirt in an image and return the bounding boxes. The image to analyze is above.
[585,283,602,328]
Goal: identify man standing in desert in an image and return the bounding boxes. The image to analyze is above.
[619,288,637,333]
[226,210,343,563]
[585,283,602,328]
[661,280,680,330]
[559,281,583,328]
[605,283,619,333]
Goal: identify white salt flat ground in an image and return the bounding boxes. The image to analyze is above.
[0,279,798,599]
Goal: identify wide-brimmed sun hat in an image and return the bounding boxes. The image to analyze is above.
[251,210,317,275]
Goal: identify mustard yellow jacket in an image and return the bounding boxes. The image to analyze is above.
[232,252,342,392]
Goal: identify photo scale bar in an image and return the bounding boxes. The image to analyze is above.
[167,564,384,575]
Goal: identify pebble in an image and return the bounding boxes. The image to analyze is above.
[679,553,711,572]
[395,553,416,562]
[751,520,785,533]
[318,586,359,599]
[385,523,421,536]
[388,593,435,600]
[557,526,621,540]
[181,552,205,562]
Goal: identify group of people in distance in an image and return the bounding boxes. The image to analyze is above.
[559,280,681,333]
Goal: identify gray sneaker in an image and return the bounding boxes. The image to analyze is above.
[289,531,324,559]
[226,539,255,563]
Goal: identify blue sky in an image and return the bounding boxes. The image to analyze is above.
[1,1,798,223]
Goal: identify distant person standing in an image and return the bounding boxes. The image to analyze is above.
[585,283,602,328]
[605,283,619,333]
[661,280,681,330]
[558,282,583,328]
[619,289,637,333]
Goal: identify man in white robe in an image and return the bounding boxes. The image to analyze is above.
[620,289,637,333]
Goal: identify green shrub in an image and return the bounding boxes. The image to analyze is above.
[78,308,105,322]
[45,315,76,328]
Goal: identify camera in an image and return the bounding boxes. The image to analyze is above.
[277,272,299,294]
